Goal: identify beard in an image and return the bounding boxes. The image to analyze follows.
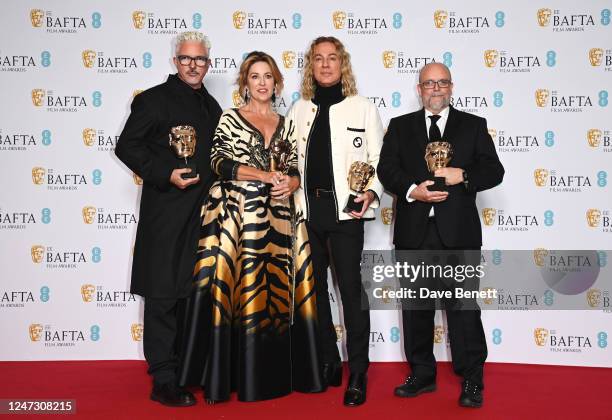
[426,94,450,112]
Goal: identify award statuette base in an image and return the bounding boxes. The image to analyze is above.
[179,161,198,179]
[427,176,447,192]
[343,193,363,213]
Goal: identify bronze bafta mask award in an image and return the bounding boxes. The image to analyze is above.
[424,141,454,191]
[343,161,375,213]
[269,137,291,174]
[169,125,197,179]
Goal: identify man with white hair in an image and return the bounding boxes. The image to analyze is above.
[116,31,221,407]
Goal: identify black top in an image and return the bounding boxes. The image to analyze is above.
[306,82,345,190]
[115,73,222,298]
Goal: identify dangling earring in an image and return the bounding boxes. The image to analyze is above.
[244,88,250,103]
[271,90,276,104]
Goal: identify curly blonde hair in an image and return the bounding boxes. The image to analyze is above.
[300,36,357,100]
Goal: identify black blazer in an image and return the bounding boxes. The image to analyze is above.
[115,74,222,298]
[377,106,504,248]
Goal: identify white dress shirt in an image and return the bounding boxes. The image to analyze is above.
[406,106,450,216]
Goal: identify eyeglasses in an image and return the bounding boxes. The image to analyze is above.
[177,55,210,67]
[420,79,452,89]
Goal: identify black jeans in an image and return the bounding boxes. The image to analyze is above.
[306,193,370,374]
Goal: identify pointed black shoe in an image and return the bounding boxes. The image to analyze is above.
[322,361,343,387]
[150,383,196,407]
[459,380,483,408]
[394,375,437,398]
[343,373,367,407]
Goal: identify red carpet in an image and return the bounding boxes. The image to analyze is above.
[1,361,611,419]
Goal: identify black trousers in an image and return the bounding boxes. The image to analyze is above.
[143,297,186,385]
[398,218,487,387]
[306,193,370,374]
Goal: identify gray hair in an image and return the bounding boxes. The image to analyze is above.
[174,31,211,54]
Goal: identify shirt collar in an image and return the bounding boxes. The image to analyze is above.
[425,106,450,121]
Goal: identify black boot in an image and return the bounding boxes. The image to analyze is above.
[343,372,367,407]
[322,361,343,387]
[150,383,196,407]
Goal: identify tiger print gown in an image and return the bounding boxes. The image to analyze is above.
[178,109,324,402]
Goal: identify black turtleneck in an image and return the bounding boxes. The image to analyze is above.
[306,82,345,190]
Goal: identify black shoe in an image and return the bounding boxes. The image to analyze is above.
[459,380,483,408]
[343,373,367,407]
[322,361,343,387]
[394,375,437,398]
[150,383,196,407]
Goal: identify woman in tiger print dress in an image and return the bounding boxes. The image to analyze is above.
[178,52,324,402]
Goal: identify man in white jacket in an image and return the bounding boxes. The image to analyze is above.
[286,36,383,407]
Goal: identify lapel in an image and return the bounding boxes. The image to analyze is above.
[442,106,461,148]
[413,108,428,153]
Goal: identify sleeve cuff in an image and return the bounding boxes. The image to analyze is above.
[288,167,300,180]
[406,183,417,202]
[217,159,240,180]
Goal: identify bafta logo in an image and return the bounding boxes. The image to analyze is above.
[535,89,549,107]
[335,324,344,342]
[434,10,448,28]
[586,289,602,308]
[31,89,45,107]
[131,323,144,341]
[589,48,604,67]
[587,129,602,147]
[382,51,396,69]
[81,284,96,302]
[534,328,549,346]
[31,245,45,264]
[484,50,499,68]
[433,325,445,344]
[232,11,246,29]
[482,288,496,305]
[82,128,96,146]
[29,324,43,341]
[488,128,497,141]
[533,168,549,187]
[381,207,393,225]
[82,50,96,68]
[533,248,549,267]
[232,90,245,107]
[133,173,143,185]
[537,8,552,27]
[82,206,96,224]
[587,289,601,308]
[32,167,46,185]
[332,11,347,29]
[132,11,146,29]
[282,51,296,69]
[30,9,44,28]
[586,209,602,228]
[482,208,497,226]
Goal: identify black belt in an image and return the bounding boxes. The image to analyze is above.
[307,188,334,198]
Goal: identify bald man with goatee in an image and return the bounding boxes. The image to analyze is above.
[377,63,504,408]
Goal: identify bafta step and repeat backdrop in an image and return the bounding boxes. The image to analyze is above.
[0,1,611,366]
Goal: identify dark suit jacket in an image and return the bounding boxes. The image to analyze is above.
[377,106,504,249]
[115,74,222,298]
